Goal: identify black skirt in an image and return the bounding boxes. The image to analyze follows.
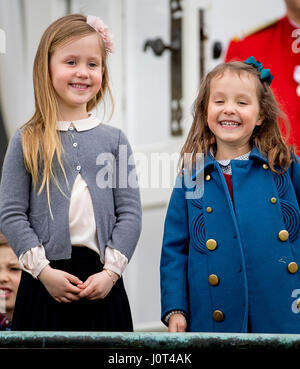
[11,247,133,331]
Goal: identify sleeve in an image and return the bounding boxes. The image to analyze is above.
[105,130,142,262]
[0,130,42,258]
[160,176,190,325]
[19,245,50,279]
[164,310,187,324]
[104,246,128,276]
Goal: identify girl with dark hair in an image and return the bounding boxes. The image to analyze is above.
[160,57,300,333]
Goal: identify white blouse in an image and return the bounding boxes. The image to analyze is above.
[19,114,128,278]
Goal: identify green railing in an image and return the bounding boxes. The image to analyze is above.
[1,331,300,366]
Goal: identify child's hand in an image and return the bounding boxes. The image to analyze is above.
[38,265,83,303]
[77,270,118,300]
[168,313,187,332]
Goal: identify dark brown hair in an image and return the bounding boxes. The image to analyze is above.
[0,232,9,247]
[179,61,295,174]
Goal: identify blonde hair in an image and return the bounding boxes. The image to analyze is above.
[21,13,113,209]
[179,61,295,174]
[0,232,9,247]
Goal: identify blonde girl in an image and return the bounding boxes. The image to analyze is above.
[0,14,141,331]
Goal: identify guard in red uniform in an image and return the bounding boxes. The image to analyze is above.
[225,14,300,151]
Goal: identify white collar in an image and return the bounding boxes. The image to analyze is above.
[57,113,100,132]
[210,147,251,166]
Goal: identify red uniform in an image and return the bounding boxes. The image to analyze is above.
[225,16,300,151]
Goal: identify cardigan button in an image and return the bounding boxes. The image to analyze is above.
[297,298,300,310]
[278,230,289,242]
[76,165,81,171]
[288,262,298,274]
[206,207,213,213]
[262,164,269,170]
[205,174,211,181]
[206,239,217,251]
[213,310,224,322]
[208,274,219,286]
[270,197,277,204]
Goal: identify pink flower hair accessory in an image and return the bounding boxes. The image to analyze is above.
[86,15,114,54]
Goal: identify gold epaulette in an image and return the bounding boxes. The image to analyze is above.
[231,18,279,42]
[243,18,279,37]
[232,35,240,42]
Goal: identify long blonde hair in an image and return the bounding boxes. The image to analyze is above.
[22,13,113,206]
[179,61,295,174]
[0,232,9,247]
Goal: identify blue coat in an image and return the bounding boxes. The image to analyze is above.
[160,147,300,333]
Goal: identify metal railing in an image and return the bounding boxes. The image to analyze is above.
[1,331,300,365]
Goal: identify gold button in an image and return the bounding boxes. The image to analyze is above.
[205,174,211,181]
[262,164,269,170]
[208,274,219,286]
[270,197,277,204]
[213,310,224,322]
[278,230,289,242]
[296,298,300,310]
[206,207,213,213]
[206,239,217,251]
[288,262,298,274]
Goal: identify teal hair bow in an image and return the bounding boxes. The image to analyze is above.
[244,56,274,86]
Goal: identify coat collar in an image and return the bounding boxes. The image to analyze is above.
[204,146,268,170]
[248,146,268,164]
[190,146,268,181]
[57,113,100,132]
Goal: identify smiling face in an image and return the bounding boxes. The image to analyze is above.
[207,70,263,159]
[0,245,21,320]
[50,33,103,119]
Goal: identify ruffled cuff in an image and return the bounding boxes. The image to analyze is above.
[104,246,128,277]
[19,245,50,279]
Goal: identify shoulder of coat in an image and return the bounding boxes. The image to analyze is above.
[231,17,279,42]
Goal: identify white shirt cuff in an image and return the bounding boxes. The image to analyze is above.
[104,246,128,276]
[19,245,128,279]
[19,245,50,279]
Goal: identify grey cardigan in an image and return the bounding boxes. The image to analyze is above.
[0,124,142,263]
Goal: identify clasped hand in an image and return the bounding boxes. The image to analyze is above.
[38,265,118,303]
